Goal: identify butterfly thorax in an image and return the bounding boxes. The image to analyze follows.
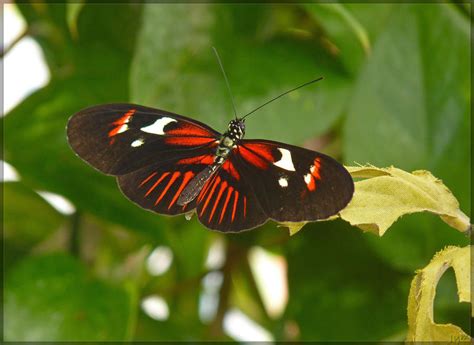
[215,119,245,164]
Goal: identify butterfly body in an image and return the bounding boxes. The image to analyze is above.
[67,103,354,233]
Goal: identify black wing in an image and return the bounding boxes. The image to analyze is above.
[67,103,220,175]
[233,139,354,222]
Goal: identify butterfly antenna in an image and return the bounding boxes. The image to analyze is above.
[241,77,324,120]
[212,47,238,120]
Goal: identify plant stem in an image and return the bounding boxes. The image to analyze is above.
[207,239,244,338]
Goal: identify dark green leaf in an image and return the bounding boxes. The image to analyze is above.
[285,221,410,341]
[131,4,351,145]
[5,254,133,341]
[344,4,469,173]
[3,181,65,268]
[3,4,166,239]
[304,3,370,74]
[342,4,470,271]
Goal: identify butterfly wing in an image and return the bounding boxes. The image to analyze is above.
[67,103,220,175]
[233,139,354,222]
[117,154,216,216]
[195,153,267,232]
[67,103,221,216]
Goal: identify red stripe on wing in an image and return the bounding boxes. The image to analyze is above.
[199,176,221,216]
[198,179,212,202]
[108,109,136,138]
[139,172,157,187]
[219,186,234,224]
[155,171,180,205]
[176,154,215,165]
[168,171,195,209]
[145,172,170,196]
[312,157,322,180]
[231,190,239,222]
[165,136,216,146]
[242,143,274,162]
[307,175,316,192]
[166,123,216,138]
[209,181,228,222]
[222,160,240,180]
[307,157,322,192]
[238,145,268,169]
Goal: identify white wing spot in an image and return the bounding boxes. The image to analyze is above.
[131,138,145,147]
[116,124,128,134]
[304,173,312,185]
[310,165,316,173]
[273,148,296,171]
[278,177,288,188]
[141,117,177,135]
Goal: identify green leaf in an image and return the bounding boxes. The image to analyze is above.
[3,181,65,268]
[285,220,410,341]
[5,254,133,341]
[341,4,395,43]
[3,4,166,239]
[279,222,308,236]
[4,181,65,248]
[131,4,351,145]
[15,3,74,74]
[341,4,470,272]
[344,4,469,174]
[304,4,370,74]
[340,166,470,236]
[406,245,470,342]
[66,3,84,39]
[344,163,469,272]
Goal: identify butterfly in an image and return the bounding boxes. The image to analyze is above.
[67,100,354,233]
[67,49,353,234]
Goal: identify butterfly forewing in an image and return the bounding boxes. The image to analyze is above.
[67,103,219,175]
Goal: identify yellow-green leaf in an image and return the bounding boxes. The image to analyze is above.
[406,245,471,342]
[279,222,308,236]
[340,166,471,236]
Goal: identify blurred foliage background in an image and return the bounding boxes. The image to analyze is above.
[3,2,471,341]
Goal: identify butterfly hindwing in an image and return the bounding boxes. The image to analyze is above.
[117,152,217,215]
[234,139,354,222]
[67,103,220,175]
[195,154,267,232]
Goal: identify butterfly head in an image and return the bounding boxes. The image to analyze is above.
[227,118,245,140]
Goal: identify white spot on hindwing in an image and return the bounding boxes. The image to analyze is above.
[278,177,288,187]
[141,117,177,135]
[273,148,295,171]
[304,173,312,185]
[131,138,145,147]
